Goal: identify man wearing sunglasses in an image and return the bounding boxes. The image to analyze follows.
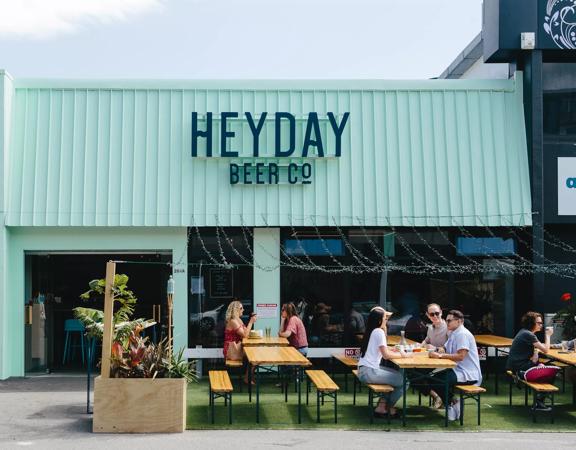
[428,310,482,421]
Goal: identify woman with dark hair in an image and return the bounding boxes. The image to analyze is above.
[507,311,553,376]
[506,311,555,411]
[357,306,407,418]
[278,302,308,356]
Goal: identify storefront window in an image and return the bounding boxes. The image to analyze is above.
[543,63,576,139]
[280,228,517,347]
[187,228,253,348]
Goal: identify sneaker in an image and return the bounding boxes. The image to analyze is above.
[451,398,461,420]
[447,405,457,421]
[532,400,552,412]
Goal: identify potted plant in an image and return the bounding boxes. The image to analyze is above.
[75,267,196,433]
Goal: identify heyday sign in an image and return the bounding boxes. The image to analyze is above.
[190,112,350,185]
[558,157,576,215]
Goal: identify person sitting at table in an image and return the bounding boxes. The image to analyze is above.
[278,302,308,356]
[418,302,449,408]
[357,306,407,418]
[506,311,556,411]
[421,303,449,350]
[224,299,257,383]
[427,310,482,421]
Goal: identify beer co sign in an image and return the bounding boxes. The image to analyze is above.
[191,112,350,185]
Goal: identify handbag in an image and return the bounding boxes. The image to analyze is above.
[227,340,244,361]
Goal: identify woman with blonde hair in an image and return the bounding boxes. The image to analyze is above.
[224,299,257,383]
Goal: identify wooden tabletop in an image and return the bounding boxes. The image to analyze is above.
[244,346,312,366]
[387,335,417,346]
[390,352,456,369]
[542,348,576,366]
[242,336,290,347]
[332,354,359,368]
[474,335,513,347]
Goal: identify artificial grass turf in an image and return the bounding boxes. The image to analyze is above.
[186,373,576,431]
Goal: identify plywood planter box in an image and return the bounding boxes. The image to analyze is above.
[93,376,187,433]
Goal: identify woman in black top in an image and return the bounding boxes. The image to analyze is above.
[507,311,553,376]
[506,311,553,410]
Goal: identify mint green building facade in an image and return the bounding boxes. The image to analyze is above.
[0,70,531,379]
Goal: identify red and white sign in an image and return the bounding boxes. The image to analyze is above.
[344,348,361,359]
[256,303,277,319]
[478,346,487,361]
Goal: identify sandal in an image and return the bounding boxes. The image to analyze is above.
[432,395,443,409]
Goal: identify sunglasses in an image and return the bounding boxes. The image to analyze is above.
[428,311,441,317]
[446,318,461,323]
[535,321,543,325]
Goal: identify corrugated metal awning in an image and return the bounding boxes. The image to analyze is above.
[5,77,531,227]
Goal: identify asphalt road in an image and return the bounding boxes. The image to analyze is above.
[0,375,573,449]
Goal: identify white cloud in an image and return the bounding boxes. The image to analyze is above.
[0,0,163,39]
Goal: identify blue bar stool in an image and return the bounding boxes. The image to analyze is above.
[62,319,86,366]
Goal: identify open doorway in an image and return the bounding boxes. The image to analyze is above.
[24,252,172,374]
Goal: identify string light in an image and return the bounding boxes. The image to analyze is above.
[158,213,576,278]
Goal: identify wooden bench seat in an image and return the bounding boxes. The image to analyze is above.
[331,354,358,392]
[225,359,244,392]
[208,370,233,424]
[305,370,339,423]
[523,381,559,392]
[506,370,558,423]
[225,359,243,368]
[455,385,486,426]
[455,385,486,395]
[306,370,339,392]
[366,383,394,394]
[209,370,233,392]
[351,369,394,424]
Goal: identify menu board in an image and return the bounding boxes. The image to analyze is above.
[209,268,233,298]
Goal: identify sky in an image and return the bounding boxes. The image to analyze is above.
[0,0,484,80]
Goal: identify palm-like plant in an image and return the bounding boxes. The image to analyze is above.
[74,274,197,382]
[74,274,154,345]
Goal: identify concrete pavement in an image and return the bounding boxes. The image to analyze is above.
[0,375,573,449]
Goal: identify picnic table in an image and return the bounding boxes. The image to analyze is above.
[242,336,289,347]
[474,335,513,394]
[387,335,417,346]
[542,348,576,366]
[541,348,576,404]
[244,346,312,423]
[331,336,417,391]
[390,352,456,427]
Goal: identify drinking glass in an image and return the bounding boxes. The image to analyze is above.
[561,340,569,352]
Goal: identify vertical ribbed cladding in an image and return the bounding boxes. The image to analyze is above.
[6,80,531,228]
[420,90,437,228]
[433,90,451,227]
[156,89,168,227]
[107,90,121,227]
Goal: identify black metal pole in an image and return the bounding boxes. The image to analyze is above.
[86,336,92,414]
[524,50,545,312]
